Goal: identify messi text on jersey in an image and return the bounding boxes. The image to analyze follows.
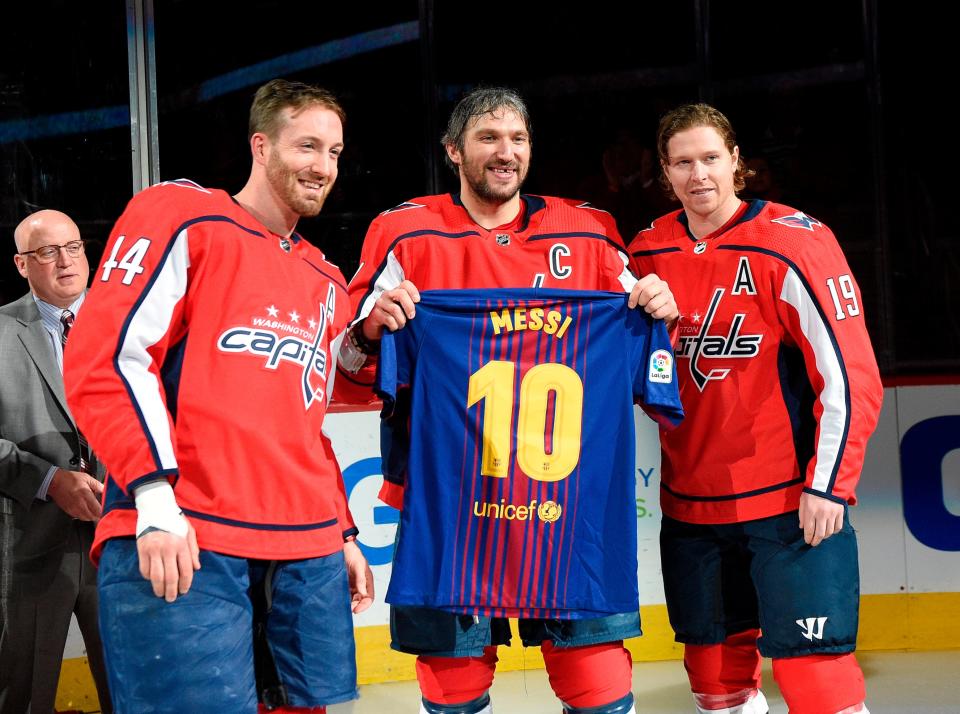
[489,307,573,338]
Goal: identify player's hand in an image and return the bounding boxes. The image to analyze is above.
[48,468,103,521]
[628,273,679,325]
[137,520,201,602]
[362,280,421,339]
[798,492,845,547]
[343,539,375,614]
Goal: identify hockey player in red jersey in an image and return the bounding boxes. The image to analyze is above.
[335,87,678,714]
[63,80,372,713]
[629,103,883,714]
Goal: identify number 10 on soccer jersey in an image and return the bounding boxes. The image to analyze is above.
[467,359,583,483]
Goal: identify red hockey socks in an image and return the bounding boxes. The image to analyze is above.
[772,652,866,714]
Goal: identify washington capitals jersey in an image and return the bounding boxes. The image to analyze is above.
[63,180,356,562]
[334,193,636,410]
[629,200,883,524]
[376,289,683,619]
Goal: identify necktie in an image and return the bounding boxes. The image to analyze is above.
[59,309,96,474]
[60,309,74,347]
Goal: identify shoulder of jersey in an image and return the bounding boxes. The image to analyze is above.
[373,194,449,229]
[757,201,835,255]
[628,208,685,250]
[534,195,621,236]
[130,179,230,220]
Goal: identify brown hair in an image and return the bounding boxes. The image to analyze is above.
[441,86,531,174]
[656,103,753,197]
[248,79,345,140]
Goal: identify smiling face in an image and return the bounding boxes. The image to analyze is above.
[13,210,89,308]
[663,125,741,228]
[264,104,343,218]
[446,108,531,207]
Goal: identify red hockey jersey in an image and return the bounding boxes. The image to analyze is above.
[334,193,639,507]
[336,193,635,400]
[629,200,882,524]
[64,180,356,562]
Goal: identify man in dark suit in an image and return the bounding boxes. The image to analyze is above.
[0,210,111,713]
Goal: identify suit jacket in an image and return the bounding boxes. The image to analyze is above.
[0,292,102,597]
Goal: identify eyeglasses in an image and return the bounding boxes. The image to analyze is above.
[18,240,86,264]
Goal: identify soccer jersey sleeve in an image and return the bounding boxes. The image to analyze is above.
[372,319,424,509]
[628,309,684,429]
[374,322,416,415]
[64,183,196,495]
[774,227,883,504]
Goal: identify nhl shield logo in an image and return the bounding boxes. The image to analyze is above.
[495,234,511,246]
[279,237,292,253]
[694,241,707,254]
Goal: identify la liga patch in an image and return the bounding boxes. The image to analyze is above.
[649,349,674,383]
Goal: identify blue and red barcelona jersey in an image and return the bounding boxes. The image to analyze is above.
[376,288,683,619]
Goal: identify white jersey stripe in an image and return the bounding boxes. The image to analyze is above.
[617,251,638,293]
[117,228,190,471]
[780,267,847,493]
[355,250,406,322]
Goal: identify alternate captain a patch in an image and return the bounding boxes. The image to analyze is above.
[376,288,683,620]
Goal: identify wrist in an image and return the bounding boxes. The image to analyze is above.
[339,325,369,373]
[133,480,188,538]
[339,322,380,374]
[353,320,380,355]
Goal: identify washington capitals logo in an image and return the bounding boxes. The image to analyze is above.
[771,212,822,231]
[675,288,763,391]
[216,285,337,410]
[299,284,337,408]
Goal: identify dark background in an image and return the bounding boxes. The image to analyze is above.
[0,1,953,374]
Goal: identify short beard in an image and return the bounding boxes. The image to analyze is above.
[464,162,527,204]
[267,153,326,218]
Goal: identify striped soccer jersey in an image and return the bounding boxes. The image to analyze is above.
[376,288,683,619]
[629,200,883,524]
[333,192,647,513]
[63,180,356,562]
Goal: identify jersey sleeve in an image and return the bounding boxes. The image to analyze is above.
[324,296,360,539]
[576,206,637,292]
[320,432,358,539]
[374,327,402,414]
[628,308,684,429]
[332,214,406,405]
[626,231,652,277]
[372,317,422,510]
[602,236,639,292]
[775,227,883,504]
[63,184,195,495]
